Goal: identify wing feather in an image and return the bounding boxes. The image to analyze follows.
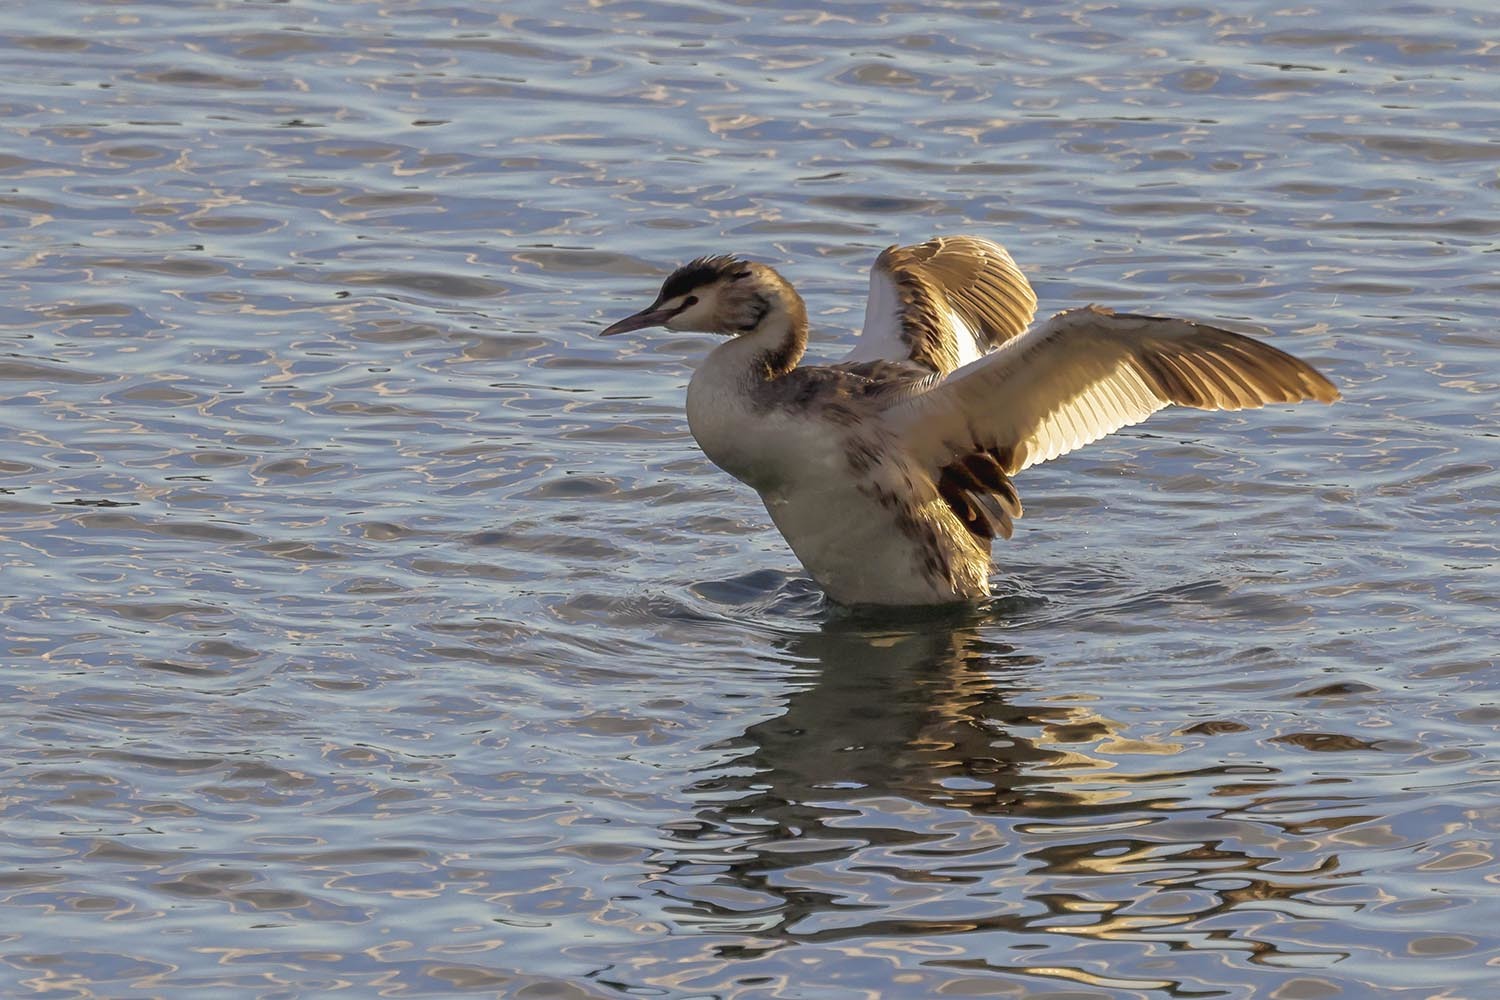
[885,305,1340,475]
[844,235,1039,374]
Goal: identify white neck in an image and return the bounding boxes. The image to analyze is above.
[728,290,808,380]
[684,306,805,490]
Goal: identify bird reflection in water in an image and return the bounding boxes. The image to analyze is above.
[655,614,1070,939]
[642,613,1350,992]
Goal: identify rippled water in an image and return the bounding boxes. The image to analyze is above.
[3,1,1498,997]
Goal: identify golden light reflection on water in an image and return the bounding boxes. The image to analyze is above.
[1,0,1497,997]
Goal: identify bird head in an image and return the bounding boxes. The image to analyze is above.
[601,255,786,337]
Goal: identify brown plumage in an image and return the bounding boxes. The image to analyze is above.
[601,234,1340,605]
[868,236,1039,374]
[887,304,1340,491]
[937,453,1022,540]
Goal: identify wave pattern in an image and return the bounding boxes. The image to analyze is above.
[1,1,1497,997]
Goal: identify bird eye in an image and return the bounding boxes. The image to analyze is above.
[683,296,698,306]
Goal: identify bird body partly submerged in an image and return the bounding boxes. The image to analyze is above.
[602,236,1339,606]
[682,324,988,604]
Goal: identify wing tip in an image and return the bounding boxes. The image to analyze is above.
[1078,307,1343,408]
[1308,371,1342,404]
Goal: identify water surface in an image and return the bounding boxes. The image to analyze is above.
[2,1,1497,997]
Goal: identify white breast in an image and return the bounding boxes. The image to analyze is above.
[685,343,991,605]
[684,338,815,492]
[762,483,989,605]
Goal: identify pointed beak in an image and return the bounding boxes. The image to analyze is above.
[600,303,674,337]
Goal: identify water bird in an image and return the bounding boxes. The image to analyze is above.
[601,236,1339,606]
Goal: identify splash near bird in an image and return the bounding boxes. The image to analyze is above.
[602,236,1338,606]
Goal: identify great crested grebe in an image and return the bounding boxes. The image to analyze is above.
[601,236,1339,606]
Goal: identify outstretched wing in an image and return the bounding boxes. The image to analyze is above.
[843,235,1038,375]
[887,304,1340,480]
